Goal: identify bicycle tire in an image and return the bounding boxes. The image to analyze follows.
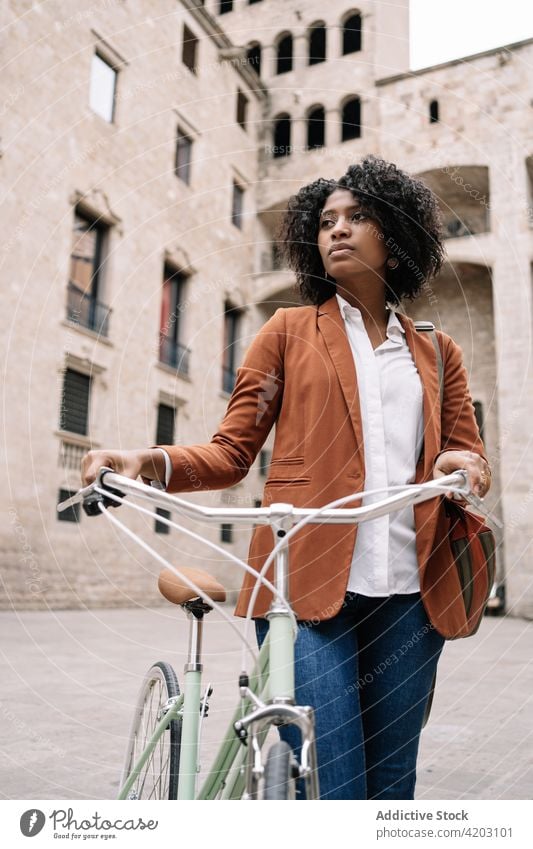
[121,661,182,800]
[263,741,295,800]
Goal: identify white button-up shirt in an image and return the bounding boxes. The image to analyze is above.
[335,292,425,596]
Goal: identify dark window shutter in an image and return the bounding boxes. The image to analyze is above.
[57,489,80,523]
[60,369,91,435]
[156,404,175,445]
[155,507,171,534]
[221,523,233,543]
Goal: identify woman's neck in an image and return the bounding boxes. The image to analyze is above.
[336,283,389,331]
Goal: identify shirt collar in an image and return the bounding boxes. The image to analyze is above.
[335,292,405,343]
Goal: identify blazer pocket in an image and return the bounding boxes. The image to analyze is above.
[269,456,304,466]
[264,473,311,487]
[264,457,308,483]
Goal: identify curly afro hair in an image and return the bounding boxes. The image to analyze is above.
[276,155,445,306]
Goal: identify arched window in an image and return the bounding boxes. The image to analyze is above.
[429,99,439,123]
[307,106,325,149]
[273,113,291,157]
[343,12,362,54]
[308,22,326,65]
[246,42,261,76]
[341,97,361,141]
[276,33,293,74]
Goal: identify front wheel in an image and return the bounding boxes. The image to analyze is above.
[263,741,297,800]
[120,661,182,799]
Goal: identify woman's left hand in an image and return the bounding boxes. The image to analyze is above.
[433,450,491,499]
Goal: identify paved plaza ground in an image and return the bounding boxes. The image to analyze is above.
[0,605,531,799]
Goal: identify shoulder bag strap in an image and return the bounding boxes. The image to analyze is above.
[414,321,443,407]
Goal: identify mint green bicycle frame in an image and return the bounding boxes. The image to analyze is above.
[59,467,481,801]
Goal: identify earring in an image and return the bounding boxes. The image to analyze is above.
[387,256,399,269]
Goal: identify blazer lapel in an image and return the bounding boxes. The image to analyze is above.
[396,311,441,482]
[317,294,443,583]
[317,295,364,455]
[317,295,441,482]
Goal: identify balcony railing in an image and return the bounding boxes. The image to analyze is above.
[67,282,111,337]
[159,334,191,376]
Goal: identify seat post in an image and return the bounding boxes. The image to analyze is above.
[181,599,212,672]
[178,599,212,800]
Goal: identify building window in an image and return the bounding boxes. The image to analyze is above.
[159,266,190,375]
[223,302,242,393]
[175,127,193,184]
[273,113,291,157]
[59,369,91,436]
[57,489,80,523]
[154,403,175,534]
[272,242,283,269]
[236,89,248,130]
[221,523,233,543]
[429,99,439,123]
[232,180,244,229]
[341,97,361,141]
[473,401,485,444]
[89,53,117,122]
[182,24,198,74]
[249,0,262,4]
[308,22,326,65]
[343,12,362,54]
[259,449,271,476]
[276,33,293,74]
[67,210,111,336]
[219,0,233,12]
[527,157,533,226]
[246,42,261,75]
[307,106,325,149]
[156,403,176,445]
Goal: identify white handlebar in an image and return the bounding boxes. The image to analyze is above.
[58,467,474,525]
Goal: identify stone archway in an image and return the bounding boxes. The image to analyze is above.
[417,166,490,238]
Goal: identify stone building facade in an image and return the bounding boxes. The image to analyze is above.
[1,0,531,619]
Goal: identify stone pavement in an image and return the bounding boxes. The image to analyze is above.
[0,606,531,800]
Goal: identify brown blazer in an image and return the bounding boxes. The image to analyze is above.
[160,295,488,638]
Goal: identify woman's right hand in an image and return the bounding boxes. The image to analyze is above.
[81,449,163,487]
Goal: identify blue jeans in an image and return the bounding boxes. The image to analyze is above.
[255,592,445,800]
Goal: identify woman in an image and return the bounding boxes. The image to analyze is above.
[82,155,491,800]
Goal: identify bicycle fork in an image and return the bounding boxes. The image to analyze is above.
[235,690,320,800]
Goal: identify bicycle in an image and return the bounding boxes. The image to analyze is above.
[58,467,491,800]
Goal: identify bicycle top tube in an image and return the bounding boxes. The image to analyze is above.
[58,467,475,526]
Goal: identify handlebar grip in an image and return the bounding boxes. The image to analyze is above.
[82,468,126,516]
[82,486,126,516]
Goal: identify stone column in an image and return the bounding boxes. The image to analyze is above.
[489,141,533,619]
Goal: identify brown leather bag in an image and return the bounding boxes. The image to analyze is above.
[416,322,496,635]
[415,323,496,726]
